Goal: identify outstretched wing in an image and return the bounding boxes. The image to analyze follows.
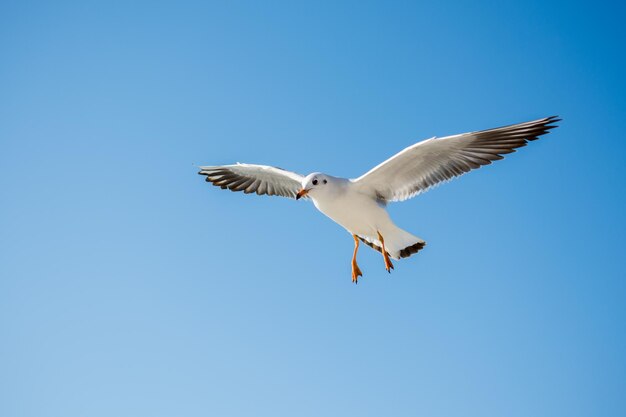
[352,116,560,202]
[198,163,305,199]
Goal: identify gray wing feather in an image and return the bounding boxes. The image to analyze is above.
[353,116,560,202]
[199,163,305,199]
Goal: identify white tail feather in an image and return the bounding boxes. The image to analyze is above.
[359,225,426,260]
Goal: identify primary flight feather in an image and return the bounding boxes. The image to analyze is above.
[199,116,560,282]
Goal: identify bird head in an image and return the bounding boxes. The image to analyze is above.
[296,173,330,200]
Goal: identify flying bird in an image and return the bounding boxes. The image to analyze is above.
[199,116,559,283]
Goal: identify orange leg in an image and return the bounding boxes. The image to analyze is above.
[351,234,363,283]
[377,231,394,273]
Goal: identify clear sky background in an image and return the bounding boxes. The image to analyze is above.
[1,1,625,416]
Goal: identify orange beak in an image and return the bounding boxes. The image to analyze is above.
[296,188,309,200]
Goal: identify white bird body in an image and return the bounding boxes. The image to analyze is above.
[199,116,560,282]
[307,175,423,259]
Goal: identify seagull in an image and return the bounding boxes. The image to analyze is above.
[199,116,559,283]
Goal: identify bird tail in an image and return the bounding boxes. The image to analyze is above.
[359,226,426,260]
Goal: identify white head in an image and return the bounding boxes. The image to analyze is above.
[296,172,332,200]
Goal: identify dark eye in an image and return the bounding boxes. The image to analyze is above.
[323,179,327,184]
[312,179,318,185]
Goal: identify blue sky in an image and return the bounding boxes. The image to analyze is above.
[1,1,625,416]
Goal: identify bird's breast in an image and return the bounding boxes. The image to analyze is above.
[311,189,386,236]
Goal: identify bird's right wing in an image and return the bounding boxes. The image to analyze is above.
[352,116,559,202]
[198,163,306,199]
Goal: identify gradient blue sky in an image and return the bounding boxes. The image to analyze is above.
[1,1,625,416]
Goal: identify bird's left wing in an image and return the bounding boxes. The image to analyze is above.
[199,163,306,199]
[352,116,560,202]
